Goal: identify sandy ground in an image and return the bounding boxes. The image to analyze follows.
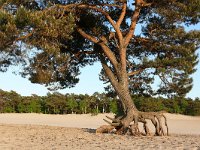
[0,113,200,150]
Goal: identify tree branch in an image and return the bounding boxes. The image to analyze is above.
[73,51,95,59]
[100,44,119,72]
[125,0,152,46]
[128,68,144,76]
[124,0,152,46]
[134,37,151,43]
[124,0,142,46]
[4,31,35,47]
[100,56,120,90]
[15,31,34,41]
[77,27,119,74]
[58,3,122,9]
[77,28,99,43]
[116,3,127,27]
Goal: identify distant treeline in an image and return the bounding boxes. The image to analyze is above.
[0,89,200,116]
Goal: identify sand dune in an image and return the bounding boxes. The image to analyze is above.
[0,113,200,149]
[0,113,200,134]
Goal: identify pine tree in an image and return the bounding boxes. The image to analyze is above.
[0,0,200,135]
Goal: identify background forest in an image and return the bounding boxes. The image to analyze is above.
[0,89,199,116]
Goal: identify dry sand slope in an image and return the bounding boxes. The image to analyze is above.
[0,113,200,150]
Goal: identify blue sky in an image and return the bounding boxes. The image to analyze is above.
[0,60,199,98]
[0,63,105,96]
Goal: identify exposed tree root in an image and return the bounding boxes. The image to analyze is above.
[138,111,169,136]
[96,125,115,134]
[130,123,141,136]
[103,111,169,136]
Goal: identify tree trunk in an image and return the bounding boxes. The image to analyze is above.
[101,60,139,133]
[115,84,139,133]
[103,105,105,113]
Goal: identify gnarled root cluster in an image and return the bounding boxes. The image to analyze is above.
[103,111,169,136]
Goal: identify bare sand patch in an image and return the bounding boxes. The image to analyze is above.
[0,113,200,149]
